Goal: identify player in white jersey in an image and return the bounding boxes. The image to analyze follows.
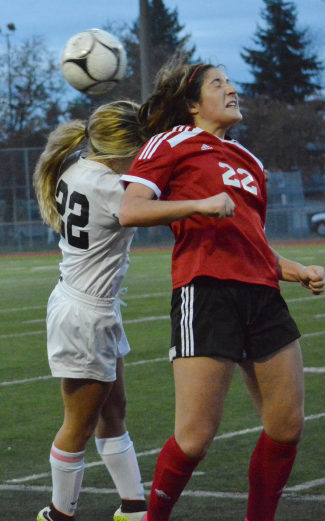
[33,101,147,521]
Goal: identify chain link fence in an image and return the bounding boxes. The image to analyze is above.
[0,148,323,254]
[0,147,50,253]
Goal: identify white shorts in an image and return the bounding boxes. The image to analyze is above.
[47,279,130,381]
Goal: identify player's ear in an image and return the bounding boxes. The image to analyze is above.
[188,101,199,116]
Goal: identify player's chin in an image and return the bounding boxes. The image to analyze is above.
[225,108,242,124]
[226,113,242,129]
[233,110,243,123]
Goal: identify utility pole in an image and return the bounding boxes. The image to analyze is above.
[139,0,151,102]
[0,23,16,130]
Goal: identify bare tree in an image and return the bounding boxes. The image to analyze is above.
[0,35,66,146]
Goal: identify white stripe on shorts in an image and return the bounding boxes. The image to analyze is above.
[180,285,194,356]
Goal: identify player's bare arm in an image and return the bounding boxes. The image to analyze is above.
[273,249,325,294]
[120,183,235,227]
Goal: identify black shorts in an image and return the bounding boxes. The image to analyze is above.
[169,277,301,363]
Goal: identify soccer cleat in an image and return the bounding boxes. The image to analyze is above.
[113,507,147,521]
[37,505,74,521]
[37,507,54,521]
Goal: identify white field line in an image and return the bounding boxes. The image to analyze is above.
[286,294,325,303]
[212,412,325,443]
[304,367,325,374]
[5,413,325,486]
[30,266,59,272]
[0,293,170,315]
[1,485,324,503]
[0,330,45,339]
[302,331,325,338]
[0,316,172,339]
[23,319,45,324]
[1,360,325,387]
[0,375,53,386]
[2,327,325,341]
[5,468,204,487]
[22,315,171,325]
[125,316,170,324]
[125,292,169,300]
[180,490,325,502]
[1,291,323,315]
[0,357,169,387]
[183,489,325,500]
[286,477,325,492]
[0,305,44,313]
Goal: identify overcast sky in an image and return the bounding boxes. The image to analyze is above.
[1,0,324,87]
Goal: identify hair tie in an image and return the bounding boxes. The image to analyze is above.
[188,65,203,85]
[84,126,89,138]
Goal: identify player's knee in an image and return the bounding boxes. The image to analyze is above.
[60,421,95,448]
[177,427,214,459]
[285,409,304,442]
[179,438,210,459]
[266,408,304,444]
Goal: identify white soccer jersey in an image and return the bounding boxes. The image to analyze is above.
[56,157,135,298]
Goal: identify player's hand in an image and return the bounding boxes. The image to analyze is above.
[195,192,235,218]
[297,265,325,294]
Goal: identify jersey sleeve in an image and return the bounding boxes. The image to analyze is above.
[121,137,176,199]
[92,173,125,225]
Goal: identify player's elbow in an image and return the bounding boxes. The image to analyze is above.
[119,207,136,227]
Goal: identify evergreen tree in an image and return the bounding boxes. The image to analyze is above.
[240,0,323,102]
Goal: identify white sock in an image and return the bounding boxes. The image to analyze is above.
[50,444,85,516]
[95,431,145,499]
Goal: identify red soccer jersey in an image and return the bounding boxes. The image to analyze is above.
[122,125,279,290]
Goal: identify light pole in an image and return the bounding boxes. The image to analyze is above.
[0,23,16,130]
[139,0,151,102]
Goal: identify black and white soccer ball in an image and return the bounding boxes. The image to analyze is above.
[60,28,127,95]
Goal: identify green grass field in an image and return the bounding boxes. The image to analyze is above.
[0,243,325,521]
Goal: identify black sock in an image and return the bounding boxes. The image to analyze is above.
[120,499,147,513]
[49,504,74,521]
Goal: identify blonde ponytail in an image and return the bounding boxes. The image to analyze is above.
[33,121,86,231]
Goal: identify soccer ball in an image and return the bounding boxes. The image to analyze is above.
[60,28,127,95]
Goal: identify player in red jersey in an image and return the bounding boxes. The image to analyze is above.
[120,61,325,521]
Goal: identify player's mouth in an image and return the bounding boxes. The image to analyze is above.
[226,100,238,108]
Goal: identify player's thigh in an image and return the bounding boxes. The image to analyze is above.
[241,340,304,441]
[173,356,235,452]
